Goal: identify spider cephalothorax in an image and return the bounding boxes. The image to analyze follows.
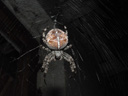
[41,25,76,73]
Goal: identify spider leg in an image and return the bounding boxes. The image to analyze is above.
[64,44,72,50]
[59,56,63,60]
[42,27,49,37]
[42,27,49,44]
[42,38,47,44]
[63,52,76,73]
[41,52,55,73]
[41,46,51,52]
[42,31,46,38]
[64,26,68,35]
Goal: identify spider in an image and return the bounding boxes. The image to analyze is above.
[40,22,76,74]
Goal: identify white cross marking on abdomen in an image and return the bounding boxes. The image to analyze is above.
[55,30,60,49]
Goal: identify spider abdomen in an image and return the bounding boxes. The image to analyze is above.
[46,28,68,49]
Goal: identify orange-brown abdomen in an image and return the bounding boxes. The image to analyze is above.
[46,28,68,49]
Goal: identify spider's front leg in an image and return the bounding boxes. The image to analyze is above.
[64,44,72,51]
[64,26,68,35]
[42,27,49,44]
[41,52,55,73]
[63,52,76,73]
[41,46,51,52]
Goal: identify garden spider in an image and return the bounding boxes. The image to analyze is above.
[13,20,76,74]
[41,21,76,74]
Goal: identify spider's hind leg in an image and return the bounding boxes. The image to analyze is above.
[41,52,55,73]
[63,52,76,73]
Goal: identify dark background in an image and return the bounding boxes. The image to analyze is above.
[0,0,128,96]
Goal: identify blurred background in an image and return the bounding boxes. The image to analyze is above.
[0,0,128,96]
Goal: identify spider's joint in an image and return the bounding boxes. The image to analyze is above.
[44,28,47,31]
[43,32,45,37]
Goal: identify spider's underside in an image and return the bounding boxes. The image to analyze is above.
[41,26,76,73]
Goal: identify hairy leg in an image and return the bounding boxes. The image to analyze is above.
[63,52,76,73]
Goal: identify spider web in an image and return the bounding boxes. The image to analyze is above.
[10,37,87,96]
[2,0,128,96]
